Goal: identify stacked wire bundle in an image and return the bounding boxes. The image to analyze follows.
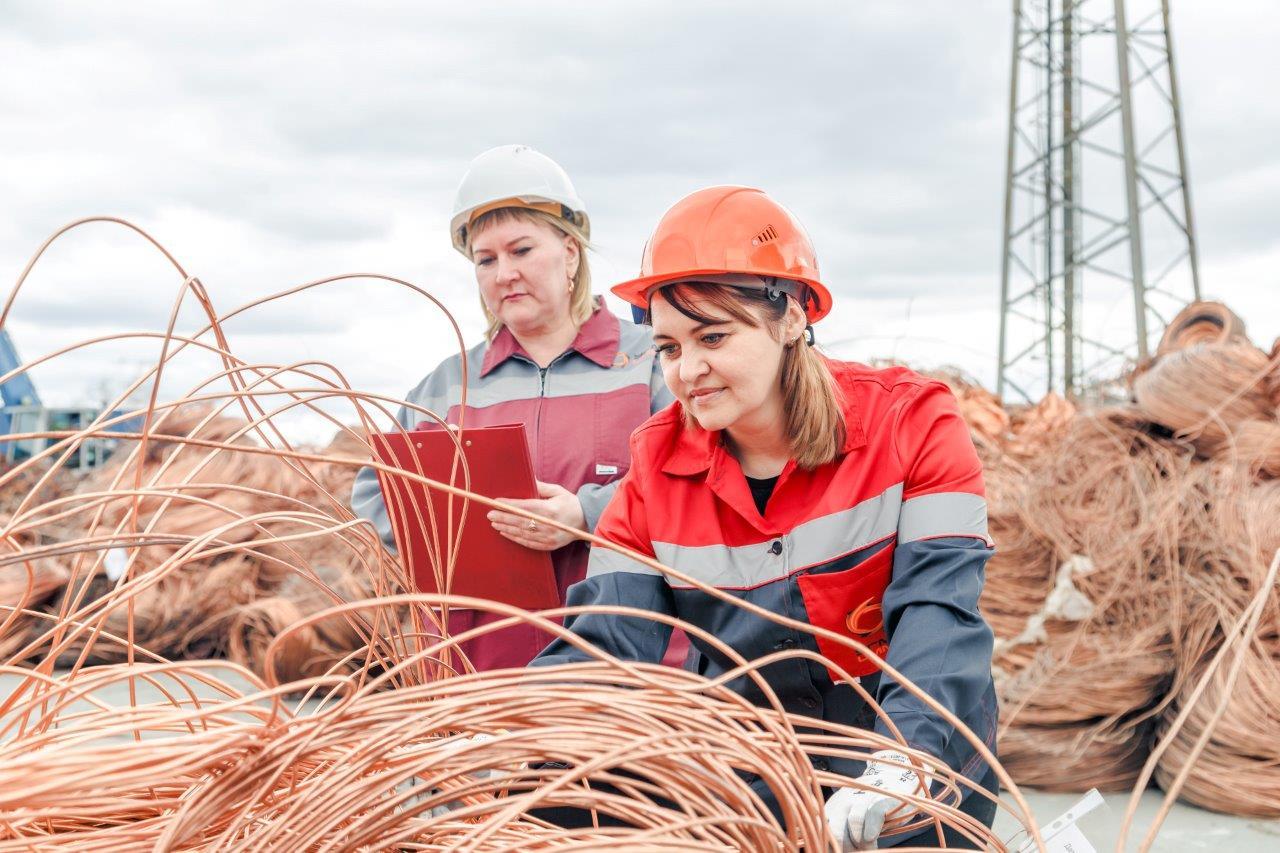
[946,301,1280,816]
[1,402,390,679]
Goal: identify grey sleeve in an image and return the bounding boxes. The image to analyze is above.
[575,349,670,533]
[530,570,676,667]
[350,460,398,551]
[872,536,995,760]
[576,480,620,534]
[648,352,675,414]
[533,460,674,667]
[349,370,450,550]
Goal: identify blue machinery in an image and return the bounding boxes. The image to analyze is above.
[0,328,136,469]
[0,328,39,431]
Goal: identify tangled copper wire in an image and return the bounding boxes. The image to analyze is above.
[945,301,1280,823]
[1,218,1050,851]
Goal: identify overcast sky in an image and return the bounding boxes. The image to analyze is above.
[2,1,1277,438]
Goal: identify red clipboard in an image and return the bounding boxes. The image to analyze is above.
[371,422,558,609]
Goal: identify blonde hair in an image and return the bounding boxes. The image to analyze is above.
[658,282,845,469]
[464,206,593,340]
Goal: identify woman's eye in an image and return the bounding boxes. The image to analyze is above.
[701,333,726,346]
[476,257,494,267]
[514,246,532,256]
[656,344,678,358]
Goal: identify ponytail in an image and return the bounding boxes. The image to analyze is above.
[781,339,845,468]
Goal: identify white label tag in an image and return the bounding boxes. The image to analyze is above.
[1041,824,1095,853]
[595,464,619,475]
[1016,789,1103,853]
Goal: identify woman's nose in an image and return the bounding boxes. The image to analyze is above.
[496,256,521,284]
[679,351,708,384]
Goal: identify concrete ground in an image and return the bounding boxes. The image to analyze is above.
[991,788,1280,852]
[3,665,1278,850]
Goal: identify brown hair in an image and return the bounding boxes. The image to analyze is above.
[659,282,845,469]
[465,206,593,340]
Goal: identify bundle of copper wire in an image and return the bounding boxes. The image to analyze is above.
[1153,629,1280,817]
[1132,341,1276,459]
[0,527,70,660]
[6,403,384,673]
[1154,300,1248,357]
[959,301,1280,815]
[984,482,1179,789]
[0,218,1041,851]
[2,632,1027,850]
[1144,475,1280,817]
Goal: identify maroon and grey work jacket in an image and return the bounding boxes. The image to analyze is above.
[351,303,674,669]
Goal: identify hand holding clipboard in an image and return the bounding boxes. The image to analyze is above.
[371,423,559,610]
[485,480,586,552]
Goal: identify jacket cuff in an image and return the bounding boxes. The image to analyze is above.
[576,480,620,533]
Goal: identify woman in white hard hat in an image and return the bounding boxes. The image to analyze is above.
[351,145,680,671]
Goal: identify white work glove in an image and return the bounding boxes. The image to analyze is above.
[407,732,521,818]
[824,750,926,851]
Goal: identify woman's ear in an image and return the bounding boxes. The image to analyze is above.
[563,235,580,280]
[784,297,807,344]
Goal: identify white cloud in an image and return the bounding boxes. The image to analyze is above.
[1,0,1277,432]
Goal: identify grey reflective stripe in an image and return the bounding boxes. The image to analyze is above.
[654,483,905,589]
[437,353,655,409]
[545,352,655,398]
[401,327,658,412]
[442,374,534,409]
[616,315,660,354]
[898,491,990,543]
[652,540,770,588]
[586,545,661,578]
[790,483,902,569]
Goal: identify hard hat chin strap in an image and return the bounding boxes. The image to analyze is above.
[762,279,818,346]
[761,278,822,322]
[648,274,814,310]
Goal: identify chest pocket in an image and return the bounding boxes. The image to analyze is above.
[795,544,895,684]
[591,377,652,483]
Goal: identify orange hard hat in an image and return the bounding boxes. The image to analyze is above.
[611,185,833,323]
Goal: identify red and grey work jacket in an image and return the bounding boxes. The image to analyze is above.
[532,361,998,787]
[351,302,675,670]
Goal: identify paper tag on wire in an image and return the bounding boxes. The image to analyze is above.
[1016,788,1104,853]
[1039,823,1095,852]
[103,548,128,582]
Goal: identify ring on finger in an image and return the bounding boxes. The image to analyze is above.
[527,520,537,532]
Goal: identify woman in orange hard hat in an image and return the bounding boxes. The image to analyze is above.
[531,186,999,849]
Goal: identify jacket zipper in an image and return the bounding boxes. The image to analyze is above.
[533,365,548,470]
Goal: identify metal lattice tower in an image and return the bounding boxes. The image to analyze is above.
[997,0,1200,402]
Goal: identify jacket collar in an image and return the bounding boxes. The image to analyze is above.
[480,299,621,377]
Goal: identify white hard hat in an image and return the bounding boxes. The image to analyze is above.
[450,144,590,255]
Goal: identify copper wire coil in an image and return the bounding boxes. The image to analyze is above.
[0,218,1038,851]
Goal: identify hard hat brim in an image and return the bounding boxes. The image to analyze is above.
[450,196,588,255]
[611,269,833,324]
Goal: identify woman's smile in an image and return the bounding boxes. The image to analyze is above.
[688,387,726,406]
